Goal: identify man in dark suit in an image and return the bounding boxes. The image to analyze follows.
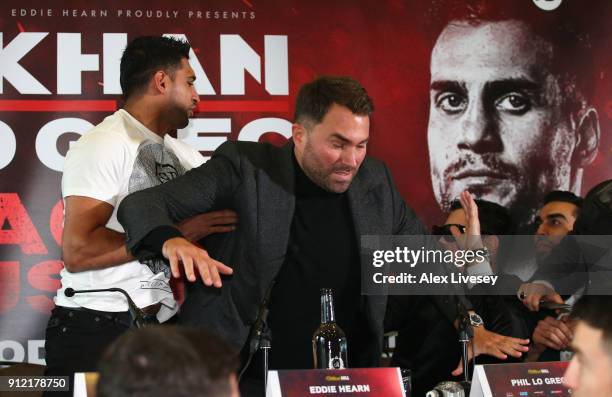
[118,75,415,361]
[118,76,483,394]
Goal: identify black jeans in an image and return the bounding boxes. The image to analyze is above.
[43,306,178,396]
[43,306,134,396]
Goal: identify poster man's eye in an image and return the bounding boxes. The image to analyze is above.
[496,93,531,114]
[436,93,467,114]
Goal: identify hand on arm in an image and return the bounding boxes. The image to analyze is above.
[162,237,233,287]
[62,196,134,272]
[177,209,238,241]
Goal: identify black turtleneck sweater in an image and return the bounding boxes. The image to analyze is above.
[266,155,366,370]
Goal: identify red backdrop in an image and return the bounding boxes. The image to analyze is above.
[0,0,610,364]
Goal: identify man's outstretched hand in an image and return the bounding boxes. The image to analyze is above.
[450,191,484,250]
[452,327,530,376]
[162,237,233,287]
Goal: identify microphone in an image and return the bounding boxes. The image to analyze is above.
[456,299,472,339]
[426,381,470,397]
[64,287,147,328]
[238,280,275,382]
[249,280,275,354]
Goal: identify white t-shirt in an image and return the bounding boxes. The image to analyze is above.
[55,109,205,322]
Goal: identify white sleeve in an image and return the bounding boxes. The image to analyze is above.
[61,131,129,207]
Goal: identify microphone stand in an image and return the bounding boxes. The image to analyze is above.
[425,300,474,397]
[64,287,149,328]
[457,300,473,384]
[260,325,272,389]
[238,281,275,393]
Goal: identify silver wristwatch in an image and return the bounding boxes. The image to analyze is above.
[469,313,484,327]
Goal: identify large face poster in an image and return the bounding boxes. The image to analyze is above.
[0,0,610,363]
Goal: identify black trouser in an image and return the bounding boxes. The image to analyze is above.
[43,306,134,396]
[42,306,174,397]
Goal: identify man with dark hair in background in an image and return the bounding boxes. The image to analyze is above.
[436,198,514,273]
[44,36,237,382]
[388,197,530,396]
[97,326,239,397]
[534,191,583,262]
[529,191,582,361]
[563,295,612,396]
[520,179,612,311]
[426,0,602,229]
[519,179,612,375]
[436,198,531,354]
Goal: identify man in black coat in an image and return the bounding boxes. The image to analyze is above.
[118,76,447,384]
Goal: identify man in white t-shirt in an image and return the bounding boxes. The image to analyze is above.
[44,36,237,383]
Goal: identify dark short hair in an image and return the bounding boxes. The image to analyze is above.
[571,295,612,355]
[97,326,238,397]
[543,190,584,210]
[120,36,191,100]
[425,0,608,112]
[449,199,514,235]
[294,76,374,126]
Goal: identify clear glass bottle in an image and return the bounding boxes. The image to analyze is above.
[312,288,348,369]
